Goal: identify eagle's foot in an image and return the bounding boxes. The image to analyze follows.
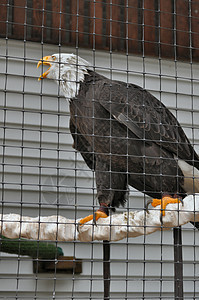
[146,196,183,224]
[78,203,109,231]
[79,211,108,226]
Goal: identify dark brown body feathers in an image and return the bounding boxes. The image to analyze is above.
[70,70,199,210]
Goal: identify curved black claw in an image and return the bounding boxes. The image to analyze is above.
[93,212,97,227]
[77,223,81,233]
[145,199,153,214]
[160,212,164,225]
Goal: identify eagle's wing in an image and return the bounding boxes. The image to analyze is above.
[70,120,96,170]
[98,81,198,165]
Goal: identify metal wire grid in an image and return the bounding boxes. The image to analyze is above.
[0,0,199,299]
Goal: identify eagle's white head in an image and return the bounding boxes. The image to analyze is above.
[37,53,89,99]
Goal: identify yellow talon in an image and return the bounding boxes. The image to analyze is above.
[151,196,181,217]
[79,211,108,226]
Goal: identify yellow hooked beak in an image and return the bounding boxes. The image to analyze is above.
[37,55,54,81]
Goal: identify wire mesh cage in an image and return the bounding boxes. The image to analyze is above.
[0,0,199,299]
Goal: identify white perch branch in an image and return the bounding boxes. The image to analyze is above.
[1,195,199,242]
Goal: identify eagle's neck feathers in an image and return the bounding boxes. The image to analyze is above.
[59,60,89,99]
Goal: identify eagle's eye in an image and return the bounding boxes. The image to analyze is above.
[52,56,56,60]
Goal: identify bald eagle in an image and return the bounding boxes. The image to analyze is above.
[37,53,199,228]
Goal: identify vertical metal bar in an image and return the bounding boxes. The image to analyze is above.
[103,240,110,300]
[173,0,184,296]
[46,0,52,41]
[173,227,184,300]
[7,0,13,36]
[64,0,71,43]
[26,0,32,39]
[83,0,90,45]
